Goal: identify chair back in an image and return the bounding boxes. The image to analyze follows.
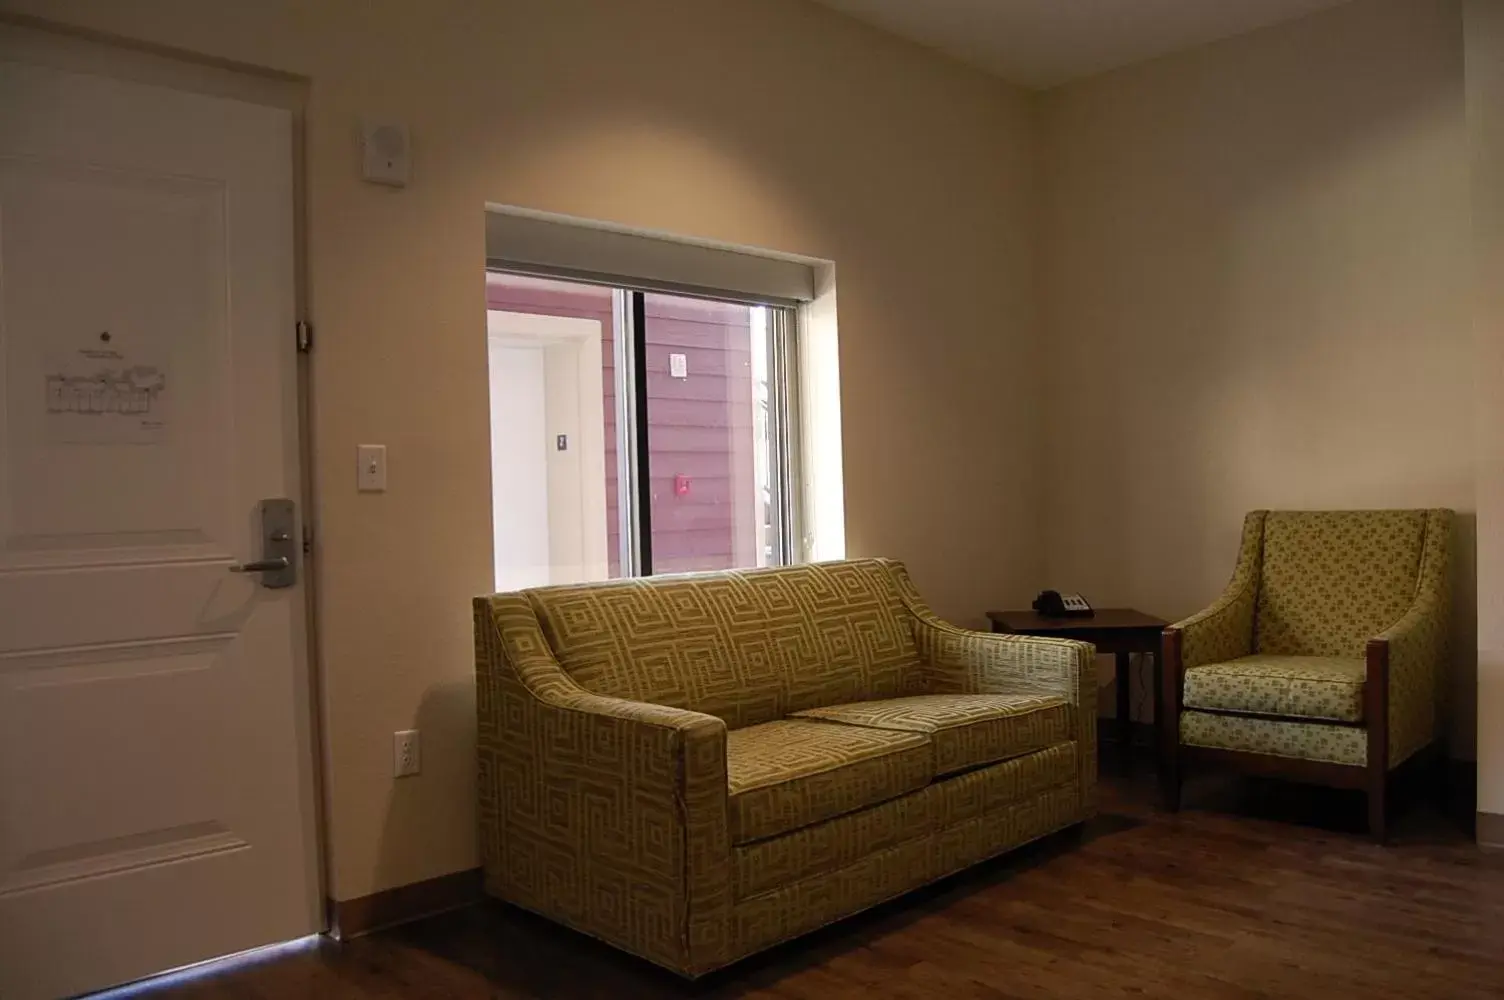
[1255,510,1429,657]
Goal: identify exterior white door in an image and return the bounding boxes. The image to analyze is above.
[0,58,320,1000]
[486,310,610,590]
[488,343,552,591]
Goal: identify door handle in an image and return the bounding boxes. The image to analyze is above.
[230,557,290,574]
[230,499,297,588]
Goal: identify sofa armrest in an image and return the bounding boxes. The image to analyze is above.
[474,595,732,976]
[913,617,1097,817]
[1369,509,1452,768]
[882,560,1096,816]
[914,617,1094,704]
[880,558,1091,703]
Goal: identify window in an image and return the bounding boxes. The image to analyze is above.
[485,271,800,588]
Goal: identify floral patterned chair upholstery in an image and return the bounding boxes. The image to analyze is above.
[1160,509,1452,841]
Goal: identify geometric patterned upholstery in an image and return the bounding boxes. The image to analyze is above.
[726,719,932,844]
[729,779,1086,964]
[1182,654,1366,722]
[474,558,1098,977]
[791,692,1072,775]
[1256,509,1427,658]
[526,560,925,731]
[732,742,1078,899]
[731,783,1086,959]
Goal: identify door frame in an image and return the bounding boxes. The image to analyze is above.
[0,14,329,937]
[486,310,611,586]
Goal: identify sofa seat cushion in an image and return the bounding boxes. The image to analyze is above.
[725,719,933,844]
[1183,654,1366,722]
[791,693,1071,776]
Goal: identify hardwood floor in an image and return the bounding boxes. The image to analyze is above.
[134,759,1504,1000]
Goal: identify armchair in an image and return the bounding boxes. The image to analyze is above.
[1160,509,1452,841]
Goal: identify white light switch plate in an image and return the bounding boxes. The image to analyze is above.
[358,444,387,492]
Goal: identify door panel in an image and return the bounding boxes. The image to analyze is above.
[1,638,238,893]
[0,58,318,1000]
[0,565,253,651]
[0,158,233,568]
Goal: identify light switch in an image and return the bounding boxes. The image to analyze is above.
[357,444,387,492]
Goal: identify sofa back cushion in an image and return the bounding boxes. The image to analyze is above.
[525,559,924,729]
[1255,510,1427,657]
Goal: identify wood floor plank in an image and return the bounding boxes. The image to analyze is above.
[122,765,1504,1000]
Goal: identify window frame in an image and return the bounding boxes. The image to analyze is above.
[489,267,804,579]
[622,287,802,576]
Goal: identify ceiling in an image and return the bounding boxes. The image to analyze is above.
[809,0,1353,89]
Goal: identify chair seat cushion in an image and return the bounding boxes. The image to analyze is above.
[726,719,932,844]
[1183,654,1366,722]
[791,693,1071,776]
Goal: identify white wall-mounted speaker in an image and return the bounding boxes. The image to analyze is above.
[360,119,410,187]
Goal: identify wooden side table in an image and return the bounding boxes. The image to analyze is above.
[986,608,1168,770]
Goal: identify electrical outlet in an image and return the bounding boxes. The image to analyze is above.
[393,729,420,777]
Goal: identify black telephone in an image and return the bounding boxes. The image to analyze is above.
[1032,590,1094,618]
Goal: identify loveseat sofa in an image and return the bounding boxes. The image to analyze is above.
[473,558,1096,976]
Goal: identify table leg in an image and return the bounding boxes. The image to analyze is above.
[1116,650,1132,773]
[1149,646,1162,773]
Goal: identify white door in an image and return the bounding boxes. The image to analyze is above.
[488,344,552,591]
[0,58,320,1000]
[486,310,610,590]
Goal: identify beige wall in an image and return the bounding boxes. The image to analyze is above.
[0,0,1041,898]
[1465,0,1504,823]
[1038,0,1478,753]
[14,0,1497,900]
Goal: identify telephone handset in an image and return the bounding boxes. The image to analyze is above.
[1032,590,1094,618]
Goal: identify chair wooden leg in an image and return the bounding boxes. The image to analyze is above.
[1159,736,1182,812]
[1161,757,1182,813]
[1368,774,1388,844]
[1364,639,1390,844]
[1160,628,1183,812]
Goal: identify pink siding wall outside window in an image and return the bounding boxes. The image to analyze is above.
[484,274,758,575]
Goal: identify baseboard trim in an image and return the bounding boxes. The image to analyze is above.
[1479,812,1504,851]
[329,867,482,940]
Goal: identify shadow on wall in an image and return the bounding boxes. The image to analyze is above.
[373,679,478,896]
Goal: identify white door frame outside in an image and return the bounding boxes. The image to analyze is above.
[486,310,611,588]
